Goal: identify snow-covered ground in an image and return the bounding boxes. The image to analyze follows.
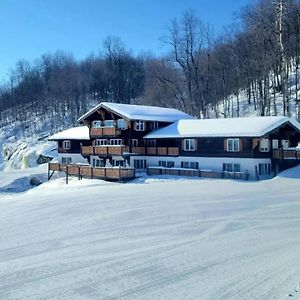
[0,166,300,299]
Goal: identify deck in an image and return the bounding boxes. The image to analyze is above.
[48,162,135,182]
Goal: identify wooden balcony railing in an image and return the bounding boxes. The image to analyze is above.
[82,146,129,156]
[48,163,135,181]
[90,127,121,137]
[273,149,300,160]
[130,147,179,156]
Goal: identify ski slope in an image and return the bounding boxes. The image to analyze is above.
[0,167,300,299]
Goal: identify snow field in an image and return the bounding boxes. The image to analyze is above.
[0,168,300,299]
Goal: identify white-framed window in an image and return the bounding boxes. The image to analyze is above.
[258,163,271,175]
[132,139,139,147]
[149,121,159,130]
[62,140,71,150]
[181,161,199,169]
[95,139,108,146]
[92,158,104,168]
[62,157,72,164]
[110,139,122,146]
[223,163,240,172]
[92,120,102,128]
[103,120,114,127]
[183,139,196,151]
[117,119,126,130]
[159,161,174,168]
[134,159,147,169]
[113,160,125,167]
[260,139,269,152]
[272,139,279,149]
[134,120,145,131]
[227,138,240,152]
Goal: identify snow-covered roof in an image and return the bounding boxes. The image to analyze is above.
[77,102,193,122]
[48,126,90,140]
[144,116,300,139]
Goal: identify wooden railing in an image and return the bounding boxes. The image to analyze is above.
[90,127,121,137]
[81,146,129,156]
[273,149,300,160]
[48,163,135,181]
[131,147,179,156]
[147,167,249,180]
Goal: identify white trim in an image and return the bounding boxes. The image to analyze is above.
[183,139,196,151]
[63,140,71,150]
[227,138,239,152]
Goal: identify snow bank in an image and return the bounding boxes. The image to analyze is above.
[2,140,57,170]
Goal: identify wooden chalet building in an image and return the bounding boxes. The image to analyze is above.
[49,102,300,181]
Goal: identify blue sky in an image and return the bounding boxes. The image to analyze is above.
[0,0,251,82]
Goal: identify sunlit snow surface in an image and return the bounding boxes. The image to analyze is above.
[0,167,300,299]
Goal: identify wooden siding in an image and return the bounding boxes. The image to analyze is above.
[90,127,121,137]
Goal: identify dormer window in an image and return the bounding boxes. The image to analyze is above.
[134,120,145,131]
[260,139,269,152]
[63,140,71,150]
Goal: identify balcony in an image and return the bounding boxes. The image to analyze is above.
[81,146,129,156]
[130,147,179,156]
[48,163,135,181]
[90,127,121,137]
[273,149,300,160]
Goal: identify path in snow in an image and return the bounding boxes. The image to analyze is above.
[0,168,300,299]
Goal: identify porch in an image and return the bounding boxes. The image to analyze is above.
[48,162,135,182]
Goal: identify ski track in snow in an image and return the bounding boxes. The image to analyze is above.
[0,168,300,299]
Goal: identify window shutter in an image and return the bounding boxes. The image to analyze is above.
[224,139,228,151]
[252,138,259,149]
[182,139,185,150]
[239,139,243,152]
[194,139,197,151]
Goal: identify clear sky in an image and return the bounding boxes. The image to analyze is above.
[0,0,251,82]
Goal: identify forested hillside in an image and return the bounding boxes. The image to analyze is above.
[0,0,300,135]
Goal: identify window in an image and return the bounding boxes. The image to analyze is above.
[110,139,122,146]
[92,158,104,168]
[282,140,289,148]
[258,163,271,175]
[260,139,269,152]
[183,139,196,151]
[272,139,279,149]
[117,119,126,130]
[223,163,240,172]
[95,139,108,146]
[113,160,125,167]
[62,140,71,150]
[159,161,174,168]
[134,159,147,169]
[92,120,102,128]
[103,120,114,127]
[148,139,156,147]
[149,121,159,130]
[134,120,145,131]
[62,157,72,164]
[227,138,239,152]
[181,161,199,169]
[132,139,139,147]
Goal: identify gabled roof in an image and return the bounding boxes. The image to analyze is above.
[77,102,194,123]
[144,116,300,139]
[48,126,90,141]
